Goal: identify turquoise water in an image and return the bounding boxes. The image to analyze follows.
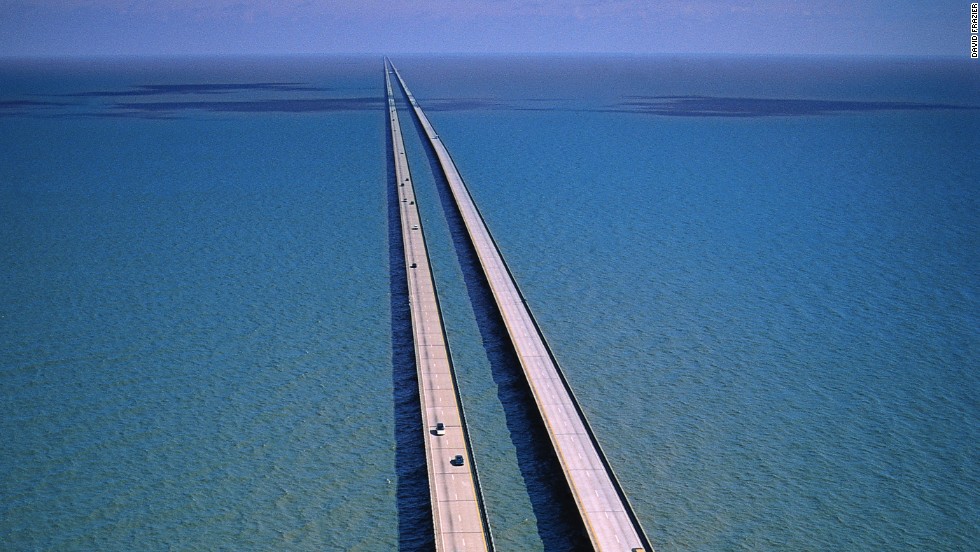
[2,55,978,550]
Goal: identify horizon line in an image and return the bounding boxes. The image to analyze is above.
[0,51,968,61]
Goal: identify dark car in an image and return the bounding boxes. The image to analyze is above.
[450,454,464,466]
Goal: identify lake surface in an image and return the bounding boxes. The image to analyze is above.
[1,54,977,550]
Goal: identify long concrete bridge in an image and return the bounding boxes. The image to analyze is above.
[389,60,655,552]
[385,59,494,552]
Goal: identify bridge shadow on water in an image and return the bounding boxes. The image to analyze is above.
[406,108,591,552]
[386,106,435,551]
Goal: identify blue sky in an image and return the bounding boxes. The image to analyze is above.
[0,1,969,57]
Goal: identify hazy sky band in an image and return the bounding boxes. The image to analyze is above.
[0,1,968,57]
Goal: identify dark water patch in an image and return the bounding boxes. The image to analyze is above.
[403,99,591,551]
[386,89,435,550]
[418,98,578,112]
[613,95,980,117]
[1,96,382,119]
[40,111,182,120]
[0,99,73,116]
[421,98,507,111]
[0,99,71,108]
[110,97,383,114]
[53,82,330,97]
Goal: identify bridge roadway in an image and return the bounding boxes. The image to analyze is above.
[385,59,493,552]
[390,61,654,552]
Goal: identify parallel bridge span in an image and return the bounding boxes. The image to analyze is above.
[389,60,655,552]
[385,58,493,552]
